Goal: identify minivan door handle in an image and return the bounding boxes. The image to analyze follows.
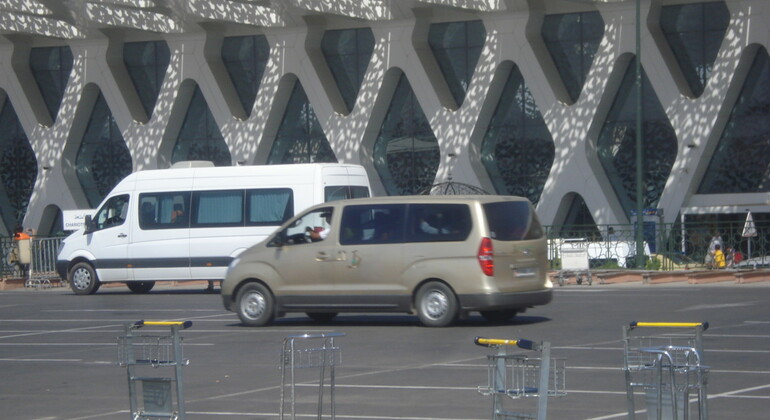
[117,233,127,238]
[316,252,329,261]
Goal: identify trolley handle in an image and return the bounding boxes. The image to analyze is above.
[629,321,708,331]
[474,337,537,350]
[133,320,193,330]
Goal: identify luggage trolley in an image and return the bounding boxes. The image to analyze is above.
[622,322,709,420]
[117,320,192,420]
[280,332,344,420]
[474,337,566,420]
[557,239,591,286]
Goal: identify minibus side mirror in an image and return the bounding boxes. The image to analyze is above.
[84,215,96,234]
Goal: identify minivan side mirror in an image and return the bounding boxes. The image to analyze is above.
[84,215,96,234]
[268,234,284,247]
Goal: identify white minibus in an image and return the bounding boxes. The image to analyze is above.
[56,162,371,294]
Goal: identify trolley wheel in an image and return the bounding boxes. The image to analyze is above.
[558,274,565,287]
[306,312,338,322]
[415,281,458,327]
[236,282,275,326]
[480,309,518,323]
[68,262,101,295]
[126,281,155,294]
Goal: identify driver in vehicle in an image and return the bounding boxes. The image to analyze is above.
[306,211,332,241]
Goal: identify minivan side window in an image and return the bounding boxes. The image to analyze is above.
[325,185,370,202]
[406,204,471,243]
[139,192,191,230]
[93,194,130,231]
[483,201,543,240]
[340,204,405,245]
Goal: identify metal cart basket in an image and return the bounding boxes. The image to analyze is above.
[474,337,566,420]
[622,322,709,420]
[557,239,591,286]
[280,332,344,420]
[118,320,192,420]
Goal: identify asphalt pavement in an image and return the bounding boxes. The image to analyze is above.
[0,281,768,419]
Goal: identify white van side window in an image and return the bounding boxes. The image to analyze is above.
[246,188,293,226]
[139,192,190,230]
[193,190,243,227]
[325,185,370,201]
[93,194,130,230]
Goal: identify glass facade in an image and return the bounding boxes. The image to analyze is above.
[124,41,170,118]
[542,12,604,103]
[0,98,37,233]
[76,92,133,207]
[221,35,270,116]
[29,46,73,122]
[268,80,336,164]
[597,57,678,216]
[481,65,554,205]
[698,47,770,193]
[428,20,485,107]
[172,85,231,167]
[321,28,374,113]
[374,73,439,195]
[660,1,729,97]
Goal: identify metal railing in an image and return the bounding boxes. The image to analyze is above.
[547,220,769,271]
[1,236,64,281]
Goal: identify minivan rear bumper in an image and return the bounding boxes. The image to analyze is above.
[459,288,552,311]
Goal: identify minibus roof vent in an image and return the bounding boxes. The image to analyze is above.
[171,160,215,169]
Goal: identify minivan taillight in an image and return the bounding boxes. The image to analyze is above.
[478,237,494,276]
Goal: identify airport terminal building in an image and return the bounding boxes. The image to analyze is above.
[0,0,768,237]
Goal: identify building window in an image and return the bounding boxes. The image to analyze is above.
[481,64,554,205]
[222,35,270,116]
[321,28,374,113]
[597,57,677,217]
[374,74,439,195]
[0,98,37,233]
[557,193,599,239]
[76,92,133,207]
[660,1,729,97]
[428,20,486,108]
[268,80,336,164]
[29,46,73,122]
[542,11,604,103]
[698,47,770,193]
[123,41,170,118]
[172,85,231,167]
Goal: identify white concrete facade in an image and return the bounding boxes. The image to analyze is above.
[0,0,768,236]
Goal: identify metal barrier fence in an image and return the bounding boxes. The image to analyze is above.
[546,219,769,271]
[1,236,64,281]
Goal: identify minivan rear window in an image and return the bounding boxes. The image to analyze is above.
[483,201,543,241]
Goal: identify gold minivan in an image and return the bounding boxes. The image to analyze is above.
[221,195,552,327]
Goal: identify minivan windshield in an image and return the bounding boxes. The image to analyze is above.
[483,201,542,241]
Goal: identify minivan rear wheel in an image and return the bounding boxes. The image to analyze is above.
[236,283,275,326]
[416,282,458,327]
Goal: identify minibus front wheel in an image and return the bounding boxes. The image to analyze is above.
[236,282,275,326]
[69,262,101,295]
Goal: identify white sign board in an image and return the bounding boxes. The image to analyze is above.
[62,210,94,231]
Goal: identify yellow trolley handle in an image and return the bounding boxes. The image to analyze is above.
[474,337,536,350]
[629,321,708,331]
[133,320,193,329]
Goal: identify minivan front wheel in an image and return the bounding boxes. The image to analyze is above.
[236,283,275,326]
[69,262,101,295]
[416,282,458,327]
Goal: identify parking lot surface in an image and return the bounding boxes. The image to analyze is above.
[0,282,768,419]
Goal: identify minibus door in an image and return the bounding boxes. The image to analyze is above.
[87,194,132,282]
